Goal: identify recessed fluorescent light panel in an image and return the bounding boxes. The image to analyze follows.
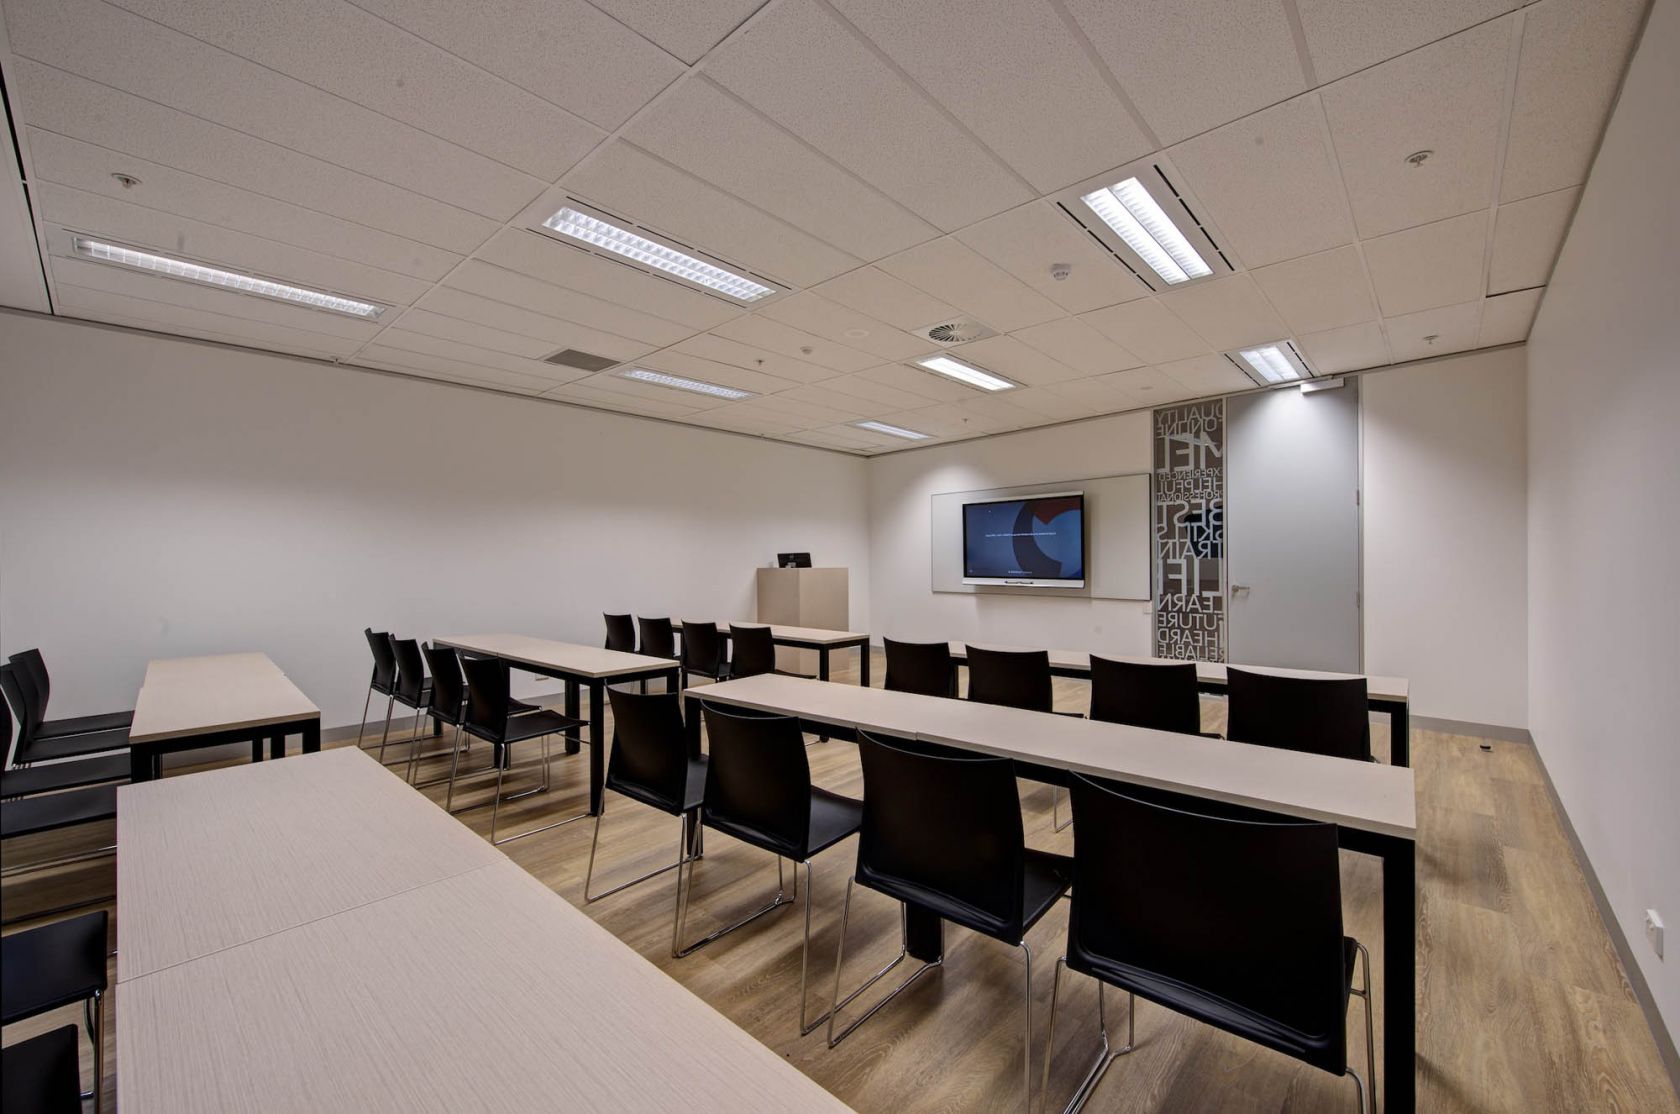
[914,355,1015,392]
[1080,178,1212,285]
[618,367,754,401]
[541,206,774,302]
[854,420,929,441]
[1229,342,1311,386]
[72,237,383,318]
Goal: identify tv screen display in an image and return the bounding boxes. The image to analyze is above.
[962,492,1085,587]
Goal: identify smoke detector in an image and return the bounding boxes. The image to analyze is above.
[911,317,997,346]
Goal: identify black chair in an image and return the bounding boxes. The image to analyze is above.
[1,1025,83,1114]
[1,664,128,768]
[1088,656,1217,737]
[965,645,1078,829]
[883,637,956,697]
[7,649,133,740]
[583,689,705,907]
[378,637,434,768]
[828,733,1071,1111]
[727,624,814,681]
[676,705,861,1036]
[679,621,730,684]
[637,616,678,694]
[603,613,637,653]
[408,643,473,788]
[356,628,397,749]
[451,656,587,844]
[2,671,127,796]
[1226,668,1372,762]
[1044,776,1373,1113]
[1,910,107,1114]
[0,677,118,883]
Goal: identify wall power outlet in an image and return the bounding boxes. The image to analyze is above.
[1646,909,1665,960]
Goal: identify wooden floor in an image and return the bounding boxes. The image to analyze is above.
[4,664,1677,1113]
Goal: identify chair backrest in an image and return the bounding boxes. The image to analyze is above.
[0,666,16,764]
[390,637,428,704]
[728,625,776,679]
[964,645,1053,712]
[10,649,50,709]
[1066,774,1347,1068]
[421,643,464,720]
[364,628,396,689]
[638,617,676,659]
[0,1024,83,1114]
[2,655,45,741]
[603,613,637,653]
[855,731,1028,940]
[1225,668,1371,761]
[700,705,813,858]
[883,638,956,698]
[681,621,725,676]
[1089,656,1203,735]
[460,656,512,741]
[606,688,692,810]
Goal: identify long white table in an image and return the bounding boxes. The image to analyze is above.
[116,748,851,1113]
[684,674,1419,1113]
[127,652,320,781]
[948,643,1415,766]
[435,634,682,815]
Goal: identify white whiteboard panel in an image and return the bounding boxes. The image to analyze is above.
[930,473,1151,601]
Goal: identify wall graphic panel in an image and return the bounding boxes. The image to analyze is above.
[1153,400,1226,661]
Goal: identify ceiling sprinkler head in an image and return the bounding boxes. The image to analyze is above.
[111,173,142,189]
[1049,262,1072,281]
[1423,334,1440,346]
[1405,150,1433,168]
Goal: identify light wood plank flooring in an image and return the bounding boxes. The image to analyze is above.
[4,663,1676,1112]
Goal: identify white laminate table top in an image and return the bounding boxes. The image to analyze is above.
[675,620,869,645]
[436,633,682,678]
[947,642,1410,704]
[694,675,1416,840]
[128,652,319,743]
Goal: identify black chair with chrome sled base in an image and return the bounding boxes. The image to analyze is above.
[1042,775,1375,1113]
[355,628,397,751]
[674,704,861,1036]
[827,733,1071,1113]
[451,656,587,845]
[0,910,109,1114]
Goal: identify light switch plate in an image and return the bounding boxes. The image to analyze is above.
[1646,909,1664,959]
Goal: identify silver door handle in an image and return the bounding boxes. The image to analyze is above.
[1230,584,1251,593]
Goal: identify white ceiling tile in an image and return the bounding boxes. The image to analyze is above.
[1062,0,1308,145]
[813,267,959,332]
[440,262,694,348]
[1382,300,1482,362]
[474,230,742,332]
[38,184,430,307]
[388,308,557,359]
[735,390,864,425]
[0,112,48,313]
[878,403,979,439]
[1156,354,1254,396]
[587,0,766,64]
[950,334,1085,387]
[1169,94,1356,268]
[543,380,703,418]
[1042,373,1139,413]
[1011,317,1142,376]
[417,285,666,359]
[358,345,579,392]
[63,305,356,360]
[809,372,941,413]
[54,283,363,357]
[1295,0,1523,82]
[692,406,812,437]
[756,293,927,362]
[1003,385,1113,423]
[1079,298,1212,365]
[105,0,603,178]
[563,142,858,288]
[951,394,1039,432]
[1363,210,1489,316]
[574,368,739,411]
[766,384,877,420]
[709,314,879,373]
[703,0,1031,230]
[1099,365,1197,405]
[1500,0,1648,203]
[1298,321,1391,374]
[1251,246,1379,335]
[3,0,543,219]
[955,201,1152,314]
[350,0,684,130]
[9,62,499,255]
[829,0,1152,192]
[1478,288,1543,347]
[372,327,585,381]
[635,351,804,396]
[1155,273,1288,351]
[358,361,549,397]
[785,426,879,451]
[877,238,1062,332]
[851,363,975,403]
[669,333,837,384]
[625,78,936,262]
[1321,19,1513,238]
[1488,187,1578,294]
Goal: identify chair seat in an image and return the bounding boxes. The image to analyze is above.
[706,786,861,860]
[608,755,708,816]
[0,1026,82,1114]
[509,697,540,716]
[17,727,129,764]
[858,847,1072,944]
[1067,934,1358,1076]
[31,708,134,740]
[0,785,118,840]
[1,754,131,798]
[0,910,108,1024]
[475,708,586,746]
[392,683,432,710]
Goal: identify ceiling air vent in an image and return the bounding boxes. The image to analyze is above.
[912,317,997,346]
[543,348,618,372]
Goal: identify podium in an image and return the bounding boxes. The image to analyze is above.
[756,567,849,675]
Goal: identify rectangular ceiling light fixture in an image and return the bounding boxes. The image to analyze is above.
[542,206,774,302]
[73,237,383,318]
[854,420,929,440]
[618,367,754,400]
[1230,342,1309,385]
[1079,177,1212,285]
[915,355,1015,392]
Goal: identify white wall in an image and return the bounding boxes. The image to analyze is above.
[1363,348,1528,730]
[0,312,870,730]
[1524,0,1680,1043]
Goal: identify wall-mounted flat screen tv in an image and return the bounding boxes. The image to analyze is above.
[962,492,1086,587]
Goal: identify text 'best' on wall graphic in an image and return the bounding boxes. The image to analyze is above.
[1152,399,1226,663]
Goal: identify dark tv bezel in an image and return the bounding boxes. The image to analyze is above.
[961,491,1086,588]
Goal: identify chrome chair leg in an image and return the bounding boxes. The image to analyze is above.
[1348,1068,1369,1114]
[585,807,697,903]
[826,882,943,1048]
[673,849,795,959]
[1042,957,1135,1114]
[403,705,425,783]
[85,988,104,1114]
[376,693,396,763]
[488,734,587,846]
[1051,785,1072,832]
[1352,940,1376,1114]
[412,723,467,789]
[1020,940,1034,1114]
[355,686,375,749]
